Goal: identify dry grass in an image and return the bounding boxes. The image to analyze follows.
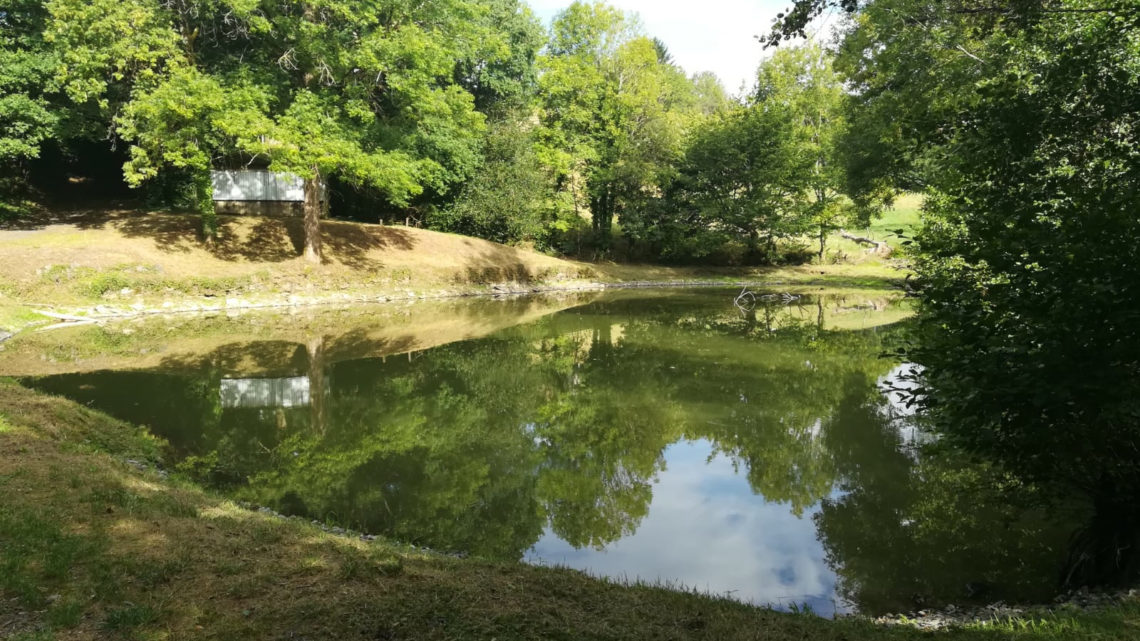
[0,208,580,283]
[0,208,907,332]
[0,209,594,315]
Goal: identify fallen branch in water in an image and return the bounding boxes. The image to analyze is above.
[34,310,94,323]
[734,288,800,314]
[840,230,892,256]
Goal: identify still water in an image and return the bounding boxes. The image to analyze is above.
[2,289,1071,616]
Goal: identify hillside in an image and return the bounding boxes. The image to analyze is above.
[0,208,589,295]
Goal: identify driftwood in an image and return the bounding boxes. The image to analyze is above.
[733,288,800,313]
[840,230,892,257]
[36,320,99,332]
[35,310,95,322]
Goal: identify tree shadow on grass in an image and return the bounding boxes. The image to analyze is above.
[3,207,421,268]
[208,217,304,262]
[456,240,564,286]
[1,206,144,231]
[113,212,205,254]
[322,220,416,270]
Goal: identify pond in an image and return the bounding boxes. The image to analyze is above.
[0,289,1074,616]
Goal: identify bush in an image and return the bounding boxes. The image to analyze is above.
[429,118,551,246]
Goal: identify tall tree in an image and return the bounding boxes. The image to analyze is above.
[661,103,801,262]
[757,44,855,262]
[797,0,1140,584]
[0,0,59,164]
[538,2,694,254]
[48,0,493,262]
[690,71,731,117]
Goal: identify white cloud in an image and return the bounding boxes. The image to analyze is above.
[526,0,796,96]
[525,439,844,616]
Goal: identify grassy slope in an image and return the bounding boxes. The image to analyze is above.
[0,206,910,333]
[2,381,1139,641]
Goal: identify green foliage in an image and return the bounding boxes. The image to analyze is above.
[757,44,859,261]
[429,117,551,245]
[8,0,879,265]
[37,0,512,250]
[827,0,1140,584]
[646,44,858,264]
[538,2,698,253]
[453,0,546,115]
[653,104,799,263]
[690,71,731,117]
[0,0,59,162]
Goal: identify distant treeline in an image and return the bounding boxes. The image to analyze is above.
[1,0,876,264]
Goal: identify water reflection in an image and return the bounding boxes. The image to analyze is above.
[528,439,840,615]
[11,290,1074,614]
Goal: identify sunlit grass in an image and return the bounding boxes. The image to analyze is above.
[0,304,47,333]
[865,193,924,244]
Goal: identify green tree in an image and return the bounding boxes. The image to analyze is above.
[47,0,494,261]
[690,71,732,117]
[429,116,551,245]
[756,44,855,262]
[0,0,59,163]
[651,45,853,264]
[792,0,1140,584]
[661,104,801,262]
[453,0,546,115]
[538,2,695,254]
[0,0,61,215]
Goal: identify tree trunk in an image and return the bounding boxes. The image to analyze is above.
[302,170,323,264]
[596,187,614,253]
[195,170,218,245]
[307,336,326,435]
[818,226,827,264]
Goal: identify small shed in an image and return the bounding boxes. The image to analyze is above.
[219,376,312,409]
[211,170,324,217]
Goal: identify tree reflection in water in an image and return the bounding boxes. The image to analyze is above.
[20,290,1075,614]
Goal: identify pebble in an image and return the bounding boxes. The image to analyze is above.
[870,590,1139,630]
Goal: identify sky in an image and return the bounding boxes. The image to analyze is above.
[526,439,844,617]
[526,0,800,97]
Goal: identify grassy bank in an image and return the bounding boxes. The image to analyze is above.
[0,206,909,334]
[1,380,1139,640]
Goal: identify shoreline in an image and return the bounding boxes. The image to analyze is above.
[3,274,904,336]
